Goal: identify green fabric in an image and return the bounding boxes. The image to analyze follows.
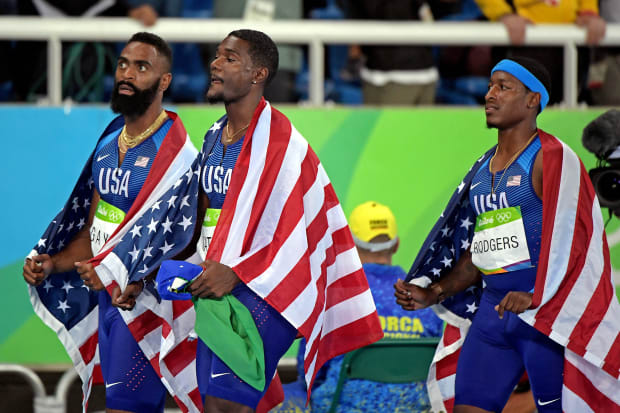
[194,295,266,391]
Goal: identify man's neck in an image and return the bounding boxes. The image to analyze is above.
[359,251,392,266]
[225,94,262,132]
[496,122,538,157]
[124,103,164,136]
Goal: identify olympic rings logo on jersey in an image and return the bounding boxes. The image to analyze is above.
[496,211,512,223]
[108,210,123,222]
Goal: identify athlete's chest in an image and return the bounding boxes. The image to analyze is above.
[200,138,244,196]
[92,138,157,202]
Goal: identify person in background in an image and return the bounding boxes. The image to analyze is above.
[306,201,443,412]
[474,0,606,104]
[588,0,620,105]
[337,0,439,106]
[12,0,163,102]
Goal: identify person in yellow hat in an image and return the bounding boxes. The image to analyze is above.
[305,201,444,412]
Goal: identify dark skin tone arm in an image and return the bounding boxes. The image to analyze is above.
[395,144,543,318]
[185,191,242,299]
[394,250,481,310]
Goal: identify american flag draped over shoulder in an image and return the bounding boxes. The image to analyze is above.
[27,111,203,413]
[203,98,384,409]
[408,130,620,412]
[405,147,493,412]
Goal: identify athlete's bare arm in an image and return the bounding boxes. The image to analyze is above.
[395,250,481,310]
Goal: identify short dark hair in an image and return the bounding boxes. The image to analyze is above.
[509,56,552,102]
[228,29,279,84]
[127,32,173,72]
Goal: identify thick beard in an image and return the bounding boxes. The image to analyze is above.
[111,78,160,118]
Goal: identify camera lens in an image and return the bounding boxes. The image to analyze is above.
[596,170,620,205]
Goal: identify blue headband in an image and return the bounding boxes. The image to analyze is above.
[491,59,549,112]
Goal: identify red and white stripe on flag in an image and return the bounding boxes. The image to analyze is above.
[205,100,384,407]
[93,113,203,413]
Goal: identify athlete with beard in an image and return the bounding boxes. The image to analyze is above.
[23,32,177,413]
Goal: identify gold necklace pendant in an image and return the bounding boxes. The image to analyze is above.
[119,110,168,150]
[223,121,250,145]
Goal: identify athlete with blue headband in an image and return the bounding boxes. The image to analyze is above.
[396,56,568,412]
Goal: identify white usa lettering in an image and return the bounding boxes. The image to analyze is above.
[473,191,509,215]
[202,165,233,195]
[98,168,131,197]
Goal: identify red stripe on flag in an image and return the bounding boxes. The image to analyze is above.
[127,310,161,342]
[208,100,267,262]
[78,331,98,365]
[435,347,460,380]
[171,396,188,413]
[164,338,197,377]
[189,388,203,412]
[444,397,455,413]
[567,232,612,356]
[532,132,564,309]
[443,324,462,346]
[265,253,311,310]
[306,312,382,391]
[534,166,595,335]
[231,164,312,283]
[603,331,620,378]
[325,268,370,310]
[257,373,284,413]
[564,358,620,412]
[241,107,292,251]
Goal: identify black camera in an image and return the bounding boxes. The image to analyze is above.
[582,109,620,212]
[589,160,620,210]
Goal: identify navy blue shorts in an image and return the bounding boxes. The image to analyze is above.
[196,283,298,408]
[98,292,167,413]
[455,291,564,412]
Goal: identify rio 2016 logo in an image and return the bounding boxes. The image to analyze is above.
[496,211,512,223]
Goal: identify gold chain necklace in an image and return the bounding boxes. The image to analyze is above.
[222,121,250,145]
[119,110,168,153]
[490,131,538,194]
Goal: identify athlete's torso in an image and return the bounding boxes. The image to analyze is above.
[469,136,543,300]
[200,123,244,209]
[92,119,172,213]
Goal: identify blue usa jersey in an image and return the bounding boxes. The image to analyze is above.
[469,136,542,298]
[200,124,244,208]
[92,119,172,213]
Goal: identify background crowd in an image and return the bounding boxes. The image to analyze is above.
[0,0,618,106]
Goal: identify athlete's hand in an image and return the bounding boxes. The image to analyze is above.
[23,254,54,286]
[187,260,241,298]
[500,13,532,45]
[576,14,606,45]
[128,4,158,26]
[76,261,105,291]
[495,291,533,319]
[394,279,437,310]
[112,281,144,311]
